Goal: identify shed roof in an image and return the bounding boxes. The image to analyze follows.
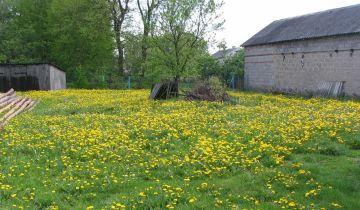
[0,63,65,72]
[242,4,360,47]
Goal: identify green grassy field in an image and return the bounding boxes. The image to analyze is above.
[0,90,359,210]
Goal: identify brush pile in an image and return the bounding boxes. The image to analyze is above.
[0,89,37,129]
[185,76,230,102]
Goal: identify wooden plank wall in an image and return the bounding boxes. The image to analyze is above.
[0,64,58,92]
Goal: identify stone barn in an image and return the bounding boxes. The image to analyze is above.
[0,64,66,92]
[242,4,360,97]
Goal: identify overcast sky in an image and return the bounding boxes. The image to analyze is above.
[215,0,360,51]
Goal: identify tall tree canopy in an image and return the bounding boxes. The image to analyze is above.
[107,0,132,75]
[0,0,226,88]
[153,0,224,80]
[0,0,52,63]
[0,0,115,87]
[137,0,160,78]
[0,0,13,62]
[49,0,115,86]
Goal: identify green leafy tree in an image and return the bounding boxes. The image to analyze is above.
[123,33,143,75]
[136,0,160,79]
[0,0,13,62]
[153,0,224,81]
[197,54,221,78]
[107,0,132,75]
[198,48,245,87]
[0,0,52,63]
[48,0,115,87]
[222,48,245,79]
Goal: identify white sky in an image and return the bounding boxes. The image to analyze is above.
[215,0,360,51]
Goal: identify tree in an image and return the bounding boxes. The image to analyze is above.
[217,40,227,52]
[197,54,221,79]
[222,48,245,79]
[221,49,244,89]
[152,0,224,81]
[107,0,132,75]
[123,33,143,75]
[0,0,52,63]
[198,48,245,88]
[136,0,160,78]
[0,0,13,62]
[49,0,115,87]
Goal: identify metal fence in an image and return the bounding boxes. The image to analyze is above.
[68,74,244,91]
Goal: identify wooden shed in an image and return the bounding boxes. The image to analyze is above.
[0,64,66,92]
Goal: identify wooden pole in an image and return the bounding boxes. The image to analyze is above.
[0,99,33,129]
[0,89,38,130]
[0,89,15,100]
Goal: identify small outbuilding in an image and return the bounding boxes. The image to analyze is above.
[0,64,66,92]
[242,4,360,97]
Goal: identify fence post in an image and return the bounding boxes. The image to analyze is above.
[127,76,131,89]
[230,75,235,90]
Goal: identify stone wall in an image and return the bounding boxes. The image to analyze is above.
[244,34,360,96]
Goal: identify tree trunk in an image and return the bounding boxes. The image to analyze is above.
[138,29,149,87]
[137,0,159,87]
[140,41,148,77]
[108,0,129,76]
[116,36,124,75]
[114,20,124,75]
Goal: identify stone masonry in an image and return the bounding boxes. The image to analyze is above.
[244,34,360,96]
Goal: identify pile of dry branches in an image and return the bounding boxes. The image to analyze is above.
[185,77,230,102]
[0,89,37,129]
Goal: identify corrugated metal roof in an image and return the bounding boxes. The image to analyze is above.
[242,4,360,47]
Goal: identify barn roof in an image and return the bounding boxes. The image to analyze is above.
[242,4,360,47]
